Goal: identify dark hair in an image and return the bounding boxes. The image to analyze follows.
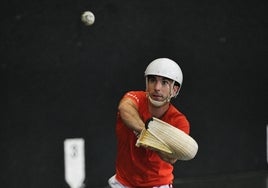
[147,75,180,87]
[174,82,180,87]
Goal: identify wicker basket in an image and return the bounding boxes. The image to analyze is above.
[136,117,198,160]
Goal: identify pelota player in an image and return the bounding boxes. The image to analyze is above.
[108,58,191,188]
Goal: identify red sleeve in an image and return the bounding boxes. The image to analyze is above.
[122,91,145,107]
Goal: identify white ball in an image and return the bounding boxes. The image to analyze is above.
[81,11,95,26]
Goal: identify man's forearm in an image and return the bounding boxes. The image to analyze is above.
[118,98,145,133]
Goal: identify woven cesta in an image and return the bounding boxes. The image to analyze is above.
[136,117,198,160]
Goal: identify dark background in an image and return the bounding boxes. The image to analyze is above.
[2,0,268,187]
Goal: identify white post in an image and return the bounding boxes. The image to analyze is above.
[267,125,268,164]
[64,138,85,188]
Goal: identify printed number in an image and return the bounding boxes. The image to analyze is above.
[71,144,78,158]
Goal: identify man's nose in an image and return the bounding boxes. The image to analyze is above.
[154,80,162,90]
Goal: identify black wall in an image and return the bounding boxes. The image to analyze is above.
[3,0,268,187]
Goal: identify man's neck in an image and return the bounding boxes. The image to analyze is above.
[148,102,170,119]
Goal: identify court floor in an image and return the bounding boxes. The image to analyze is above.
[173,170,267,188]
[102,170,267,188]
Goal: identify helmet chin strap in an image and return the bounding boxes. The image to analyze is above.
[148,95,169,107]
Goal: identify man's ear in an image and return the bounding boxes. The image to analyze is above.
[173,85,179,95]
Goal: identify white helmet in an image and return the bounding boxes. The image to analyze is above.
[144,58,183,107]
[144,58,183,86]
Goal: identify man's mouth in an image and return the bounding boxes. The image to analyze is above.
[151,94,163,100]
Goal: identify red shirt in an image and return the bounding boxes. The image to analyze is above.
[115,91,190,187]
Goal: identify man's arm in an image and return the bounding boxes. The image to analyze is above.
[157,151,178,164]
[118,98,145,134]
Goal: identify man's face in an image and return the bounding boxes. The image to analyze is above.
[147,75,178,102]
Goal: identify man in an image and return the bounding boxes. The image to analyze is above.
[108,58,190,188]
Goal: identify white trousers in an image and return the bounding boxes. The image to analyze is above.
[108,175,173,188]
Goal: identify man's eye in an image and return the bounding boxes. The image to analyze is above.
[162,80,169,85]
